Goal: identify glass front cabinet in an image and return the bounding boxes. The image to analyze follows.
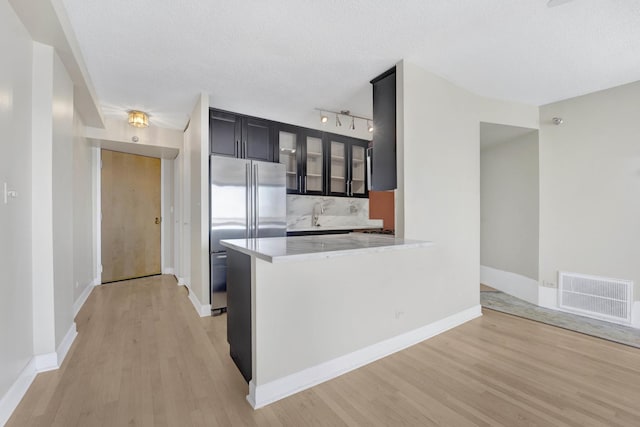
[327,134,369,198]
[276,124,368,198]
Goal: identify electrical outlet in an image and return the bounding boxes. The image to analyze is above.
[543,281,556,288]
[394,310,404,320]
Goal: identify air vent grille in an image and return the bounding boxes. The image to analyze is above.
[558,272,633,325]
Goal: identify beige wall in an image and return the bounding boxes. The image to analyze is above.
[73,109,97,302]
[183,94,210,307]
[52,50,75,348]
[539,81,640,300]
[481,130,539,280]
[0,0,34,403]
[397,61,538,315]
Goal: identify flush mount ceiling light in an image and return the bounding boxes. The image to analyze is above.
[315,108,372,132]
[128,110,149,128]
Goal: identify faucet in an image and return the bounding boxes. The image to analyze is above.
[312,202,324,226]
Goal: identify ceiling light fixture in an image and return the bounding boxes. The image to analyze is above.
[315,108,372,133]
[552,117,564,125]
[128,110,149,128]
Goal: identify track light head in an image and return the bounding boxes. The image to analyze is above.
[350,117,355,130]
[320,112,328,123]
[367,121,373,133]
[336,114,342,127]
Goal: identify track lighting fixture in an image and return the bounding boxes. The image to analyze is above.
[315,108,372,133]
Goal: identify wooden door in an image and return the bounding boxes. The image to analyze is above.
[101,150,161,283]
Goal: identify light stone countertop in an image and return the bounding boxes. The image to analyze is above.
[220,234,433,263]
[287,224,384,232]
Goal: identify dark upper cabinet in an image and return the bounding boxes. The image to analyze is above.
[370,67,397,190]
[210,109,274,162]
[327,134,368,198]
[275,125,325,195]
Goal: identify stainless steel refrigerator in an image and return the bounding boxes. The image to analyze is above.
[210,156,286,313]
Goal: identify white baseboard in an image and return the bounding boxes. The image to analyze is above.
[538,285,558,309]
[185,283,211,317]
[56,323,77,366]
[632,301,640,329]
[177,276,186,286]
[0,359,37,426]
[248,305,482,409]
[481,265,539,305]
[91,276,101,287]
[33,323,77,373]
[162,268,175,275]
[0,323,78,425]
[73,279,98,317]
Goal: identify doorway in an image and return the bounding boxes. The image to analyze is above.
[101,149,161,283]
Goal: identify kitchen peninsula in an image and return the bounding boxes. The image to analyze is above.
[220,234,482,409]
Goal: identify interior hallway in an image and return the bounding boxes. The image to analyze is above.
[8,275,640,426]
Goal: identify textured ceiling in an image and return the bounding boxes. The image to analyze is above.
[61,0,640,130]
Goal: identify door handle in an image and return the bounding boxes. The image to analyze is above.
[155,217,161,224]
[243,141,247,159]
[254,164,260,236]
[298,176,302,192]
[235,140,240,158]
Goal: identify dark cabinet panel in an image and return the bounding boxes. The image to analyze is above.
[370,67,397,190]
[210,110,241,157]
[210,109,274,162]
[227,250,252,383]
[243,117,273,162]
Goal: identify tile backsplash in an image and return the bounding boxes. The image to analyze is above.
[287,195,370,229]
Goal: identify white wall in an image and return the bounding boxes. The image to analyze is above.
[539,81,640,300]
[0,0,34,404]
[73,109,97,302]
[182,94,210,311]
[481,129,539,280]
[51,51,75,348]
[31,42,57,357]
[396,61,538,314]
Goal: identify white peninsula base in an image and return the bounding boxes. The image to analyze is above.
[221,234,481,409]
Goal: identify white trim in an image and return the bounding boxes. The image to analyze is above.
[34,353,58,372]
[481,265,538,305]
[94,148,102,283]
[162,268,175,275]
[56,323,77,367]
[0,323,78,425]
[248,305,482,409]
[0,359,37,426]
[185,283,211,317]
[91,276,101,287]
[33,322,78,373]
[161,158,165,273]
[538,285,558,309]
[177,276,186,286]
[630,301,640,329]
[73,279,97,317]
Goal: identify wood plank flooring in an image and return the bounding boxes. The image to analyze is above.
[8,275,640,426]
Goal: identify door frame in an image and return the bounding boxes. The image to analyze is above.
[94,149,171,284]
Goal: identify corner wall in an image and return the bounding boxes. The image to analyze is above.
[480,129,539,303]
[0,0,34,408]
[396,61,538,314]
[539,81,640,303]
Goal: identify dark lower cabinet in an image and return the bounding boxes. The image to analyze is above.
[227,249,252,383]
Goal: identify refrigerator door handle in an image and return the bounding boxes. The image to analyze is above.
[243,141,248,159]
[245,163,251,238]
[298,176,302,192]
[254,164,260,237]
[304,175,307,193]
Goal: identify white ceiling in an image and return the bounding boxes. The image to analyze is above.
[61,0,640,130]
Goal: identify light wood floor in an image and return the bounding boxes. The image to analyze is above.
[9,275,640,426]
